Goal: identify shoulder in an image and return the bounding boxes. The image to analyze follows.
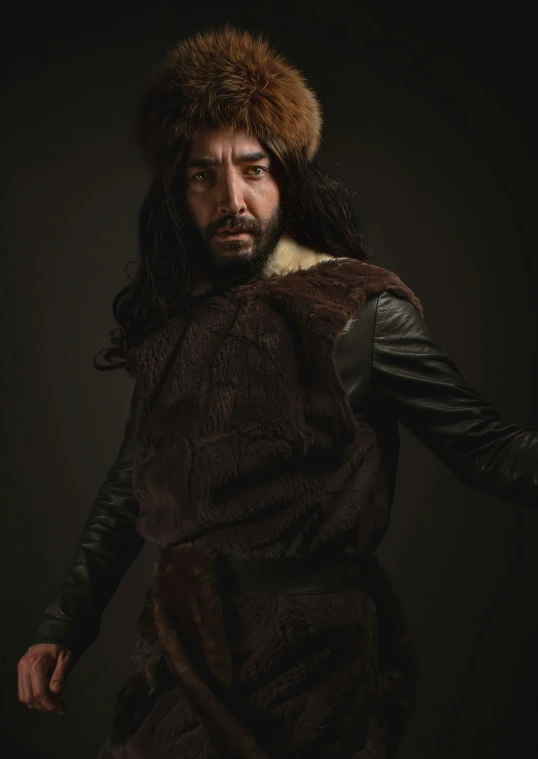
[377,288,425,319]
[374,289,434,345]
[337,256,425,321]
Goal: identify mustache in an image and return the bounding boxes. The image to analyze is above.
[206,217,260,238]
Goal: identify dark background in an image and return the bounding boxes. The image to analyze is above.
[2,1,537,757]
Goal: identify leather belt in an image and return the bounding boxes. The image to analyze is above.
[215,554,374,595]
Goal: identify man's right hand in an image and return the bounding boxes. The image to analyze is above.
[17,643,74,715]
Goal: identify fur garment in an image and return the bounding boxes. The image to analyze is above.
[98,237,423,758]
[134,25,323,171]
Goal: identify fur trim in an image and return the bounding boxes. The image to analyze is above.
[260,234,342,278]
[134,25,323,170]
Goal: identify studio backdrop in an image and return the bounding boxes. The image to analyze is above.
[2,3,537,758]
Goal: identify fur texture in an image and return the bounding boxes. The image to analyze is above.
[99,247,423,758]
[134,25,323,170]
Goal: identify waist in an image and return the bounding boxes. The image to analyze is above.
[215,553,375,595]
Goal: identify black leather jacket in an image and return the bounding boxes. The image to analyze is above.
[31,291,538,660]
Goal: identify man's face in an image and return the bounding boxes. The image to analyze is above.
[183,125,284,285]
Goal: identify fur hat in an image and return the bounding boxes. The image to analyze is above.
[134,25,323,171]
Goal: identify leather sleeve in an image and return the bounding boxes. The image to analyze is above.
[31,381,145,661]
[371,290,538,508]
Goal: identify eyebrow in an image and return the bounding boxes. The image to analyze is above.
[186,151,270,169]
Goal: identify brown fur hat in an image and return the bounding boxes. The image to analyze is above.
[134,24,323,171]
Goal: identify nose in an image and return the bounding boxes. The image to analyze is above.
[217,167,246,216]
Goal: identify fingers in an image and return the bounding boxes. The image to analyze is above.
[30,703,48,712]
[49,651,73,713]
[17,661,33,705]
[49,650,72,699]
[29,655,65,713]
[18,645,72,715]
[18,658,47,710]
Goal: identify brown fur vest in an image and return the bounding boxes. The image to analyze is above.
[109,237,423,757]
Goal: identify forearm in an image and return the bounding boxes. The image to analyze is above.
[32,380,145,660]
[394,390,538,508]
[32,498,145,659]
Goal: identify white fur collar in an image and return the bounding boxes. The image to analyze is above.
[191,234,349,297]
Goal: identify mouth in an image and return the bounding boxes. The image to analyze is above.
[215,230,251,240]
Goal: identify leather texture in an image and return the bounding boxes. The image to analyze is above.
[214,554,374,595]
[370,291,538,507]
[32,384,145,660]
[32,290,538,659]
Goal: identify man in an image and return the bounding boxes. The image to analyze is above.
[18,25,538,758]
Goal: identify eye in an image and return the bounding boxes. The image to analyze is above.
[246,166,267,177]
[192,171,213,182]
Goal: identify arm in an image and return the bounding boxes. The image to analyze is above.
[31,381,145,661]
[371,290,538,509]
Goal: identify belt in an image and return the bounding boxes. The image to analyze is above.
[215,553,374,595]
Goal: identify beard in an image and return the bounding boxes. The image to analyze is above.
[187,206,285,287]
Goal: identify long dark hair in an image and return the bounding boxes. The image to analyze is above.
[93,137,372,371]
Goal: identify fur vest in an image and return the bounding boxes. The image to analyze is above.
[108,236,423,757]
